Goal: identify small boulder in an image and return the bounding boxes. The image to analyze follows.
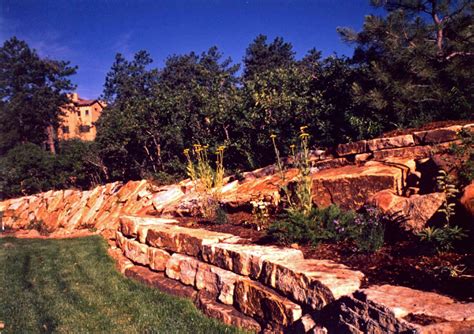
[460,182,474,217]
[370,190,445,232]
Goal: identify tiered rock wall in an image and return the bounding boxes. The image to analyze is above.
[1,123,472,234]
[113,215,474,333]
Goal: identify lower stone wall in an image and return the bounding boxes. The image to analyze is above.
[114,216,474,333]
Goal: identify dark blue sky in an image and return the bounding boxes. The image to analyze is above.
[1,0,381,99]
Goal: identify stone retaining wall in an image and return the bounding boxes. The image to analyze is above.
[114,215,474,333]
[1,123,472,234]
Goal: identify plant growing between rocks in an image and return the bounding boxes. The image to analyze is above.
[271,126,313,216]
[184,144,227,220]
[418,170,467,253]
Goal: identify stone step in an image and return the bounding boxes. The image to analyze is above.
[260,258,364,310]
[145,223,241,257]
[201,242,304,279]
[325,284,474,333]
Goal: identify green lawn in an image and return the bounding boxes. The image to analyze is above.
[0,236,245,333]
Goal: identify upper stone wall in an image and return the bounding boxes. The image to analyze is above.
[0,122,472,234]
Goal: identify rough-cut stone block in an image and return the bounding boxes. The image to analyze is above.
[165,253,199,286]
[125,266,197,299]
[165,254,241,305]
[151,185,185,213]
[196,261,241,305]
[261,258,364,310]
[195,290,262,332]
[370,190,446,232]
[146,224,238,257]
[312,157,350,170]
[336,140,368,156]
[234,278,303,326]
[367,135,415,151]
[373,145,433,160]
[201,243,304,279]
[414,126,462,144]
[120,215,176,239]
[107,247,134,273]
[327,285,474,333]
[147,247,171,272]
[122,238,150,266]
[362,285,474,322]
[311,162,404,210]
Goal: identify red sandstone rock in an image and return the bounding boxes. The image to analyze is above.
[201,242,304,279]
[195,290,262,332]
[460,182,474,217]
[122,237,150,266]
[370,190,445,232]
[146,224,238,257]
[336,140,368,156]
[234,277,303,326]
[260,258,364,310]
[124,266,197,299]
[414,126,463,144]
[147,247,171,272]
[367,134,415,151]
[311,162,405,210]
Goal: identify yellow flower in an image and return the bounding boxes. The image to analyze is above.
[270,134,277,139]
[289,144,296,149]
[183,148,190,155]
[299,133,310,138]
[300,125,308,132]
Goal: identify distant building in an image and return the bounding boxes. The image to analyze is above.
[58,93,105,141]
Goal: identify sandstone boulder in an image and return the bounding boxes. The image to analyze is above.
[122,237,150,266]
[460,182,474,217]
[370,190,445,232]
[311,162,405,210]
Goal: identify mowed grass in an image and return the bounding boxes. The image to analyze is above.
[0,236,245,333]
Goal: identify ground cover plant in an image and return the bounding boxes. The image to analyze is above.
[0,236,244,333]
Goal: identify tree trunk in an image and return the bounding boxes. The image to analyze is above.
[46,125,56,154]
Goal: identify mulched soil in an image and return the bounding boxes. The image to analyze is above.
[382,119,473,137]
[177,212,474,302]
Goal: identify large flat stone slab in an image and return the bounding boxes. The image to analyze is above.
[311,162,405,210]
[146,224,239,257]
[260,258,364,310]
[201,242,304,279]
[120,215,177,239]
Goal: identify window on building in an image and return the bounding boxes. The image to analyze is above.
[85,109,89,116]
[62,126,70,134]
[79,125,91,133]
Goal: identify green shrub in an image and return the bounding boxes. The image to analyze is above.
[351,206,387,252]
[268,204,389,252]
[268,205,355,246]
[418,226,467,253]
